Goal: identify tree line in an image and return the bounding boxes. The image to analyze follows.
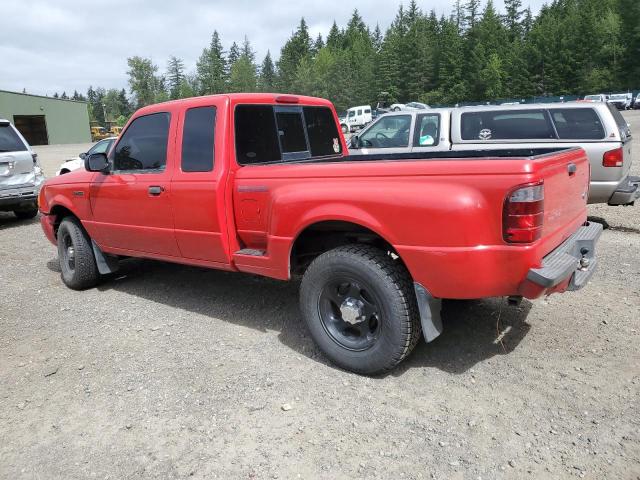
[52,0,640,122]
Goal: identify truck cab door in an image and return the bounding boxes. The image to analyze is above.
[353,114,414,155]
[87,112,180,256]
[411,112,450,153]
[170,102,230,265]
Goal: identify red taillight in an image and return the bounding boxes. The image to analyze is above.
[603,147,623,167]
[503,182,544,243]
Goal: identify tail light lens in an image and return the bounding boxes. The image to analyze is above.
[503,182,544,243]
[603,147,623,167]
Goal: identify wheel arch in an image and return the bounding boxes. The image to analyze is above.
[289,219,409,277]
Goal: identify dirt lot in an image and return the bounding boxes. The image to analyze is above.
[1,112,639,480]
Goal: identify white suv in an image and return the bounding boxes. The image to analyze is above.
[0,119,45,219]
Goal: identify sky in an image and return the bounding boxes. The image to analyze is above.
[0,0,547,97]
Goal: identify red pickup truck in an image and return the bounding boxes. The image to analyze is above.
[39,94,602,374]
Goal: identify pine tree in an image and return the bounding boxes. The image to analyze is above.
[326,21,344,50]
[228,42,240,67]
[258,51,276,91]
[277,18,311,91]
[196,31,227,95]
[166,56,185,99]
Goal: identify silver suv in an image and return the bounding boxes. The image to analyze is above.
[0,119,45,219]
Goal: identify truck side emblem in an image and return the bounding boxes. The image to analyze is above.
[333,138,340,153]
[479,129,492,140]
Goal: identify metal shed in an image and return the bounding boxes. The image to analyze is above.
[0,90,91,145]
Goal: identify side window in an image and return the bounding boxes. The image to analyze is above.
[360,115,412,148]
[461,110,555,140]
[88,139,111,155]
[235,105,281,165]
[357,109,363,116]
[413,114,440,146]
[0,124,27,152]
[348,111,355,118]
[275,109,309,160]
[303,106,342,157]
[112,113,170,172]
[364,108,371,114]
[551,108,605,140]
[182,106,216,172]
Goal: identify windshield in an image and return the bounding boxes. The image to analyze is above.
[0,124,27,152]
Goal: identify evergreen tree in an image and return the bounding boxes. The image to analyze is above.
[166,56,185,99]
[277,18,311,90]
[196,31,227,94]
[229,38,257,92]
[258,51,276,91]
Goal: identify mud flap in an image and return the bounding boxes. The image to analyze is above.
[414,283,443,342]
[91,240,119,275]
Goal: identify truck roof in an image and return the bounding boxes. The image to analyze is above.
[135,93,335,116]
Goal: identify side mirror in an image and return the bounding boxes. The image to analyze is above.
[79,152,87,160]
[85,153,110,173]
[350,135,361,149]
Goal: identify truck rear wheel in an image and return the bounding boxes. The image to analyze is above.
[300,244,421,375]
[57,217,100,290]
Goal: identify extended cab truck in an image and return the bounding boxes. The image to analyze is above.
[39,94,602,375]
[350,103,638,206]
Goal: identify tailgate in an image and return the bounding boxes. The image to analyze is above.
[535,149,590,247]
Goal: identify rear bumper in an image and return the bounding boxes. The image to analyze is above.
[0,184,38,210]
[518,222,602,298]
[608,176,640,206]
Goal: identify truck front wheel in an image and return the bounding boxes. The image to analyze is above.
[57,217,100,290]
[300,244,422,375]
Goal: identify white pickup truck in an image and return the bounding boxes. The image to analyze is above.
[349,103,638,206]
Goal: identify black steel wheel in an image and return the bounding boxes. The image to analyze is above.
[57,217,100,290]
[300,244,421,375]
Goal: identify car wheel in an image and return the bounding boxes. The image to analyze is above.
[14,206,38,220]
[57,217,100,290]
[341,124,348,134]
[393,107,401,112]
[300,244,421,375]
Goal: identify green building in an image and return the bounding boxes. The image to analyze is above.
[0,90,91,145]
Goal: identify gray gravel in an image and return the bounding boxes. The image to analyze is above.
[1,112,639,479]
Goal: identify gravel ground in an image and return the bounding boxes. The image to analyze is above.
[1,112,639,479]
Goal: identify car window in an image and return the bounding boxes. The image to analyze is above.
[461,110,555,140]
[348,111,355,118]
[0,124,27,152]
[357,110,363,116]
[182,106,216,172]
[112,112,170,172]
[359,115,412,148]
[303,106,342,157]
[607,104,632,140]
[235,105,281,165]
[413,114,440,146]
[364,108,371,114]
[275,110,308,159]
[88,139,112,155]
[550,108,605,140]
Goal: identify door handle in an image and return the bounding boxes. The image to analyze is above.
[148,186,164,196]
[567,163,577,176]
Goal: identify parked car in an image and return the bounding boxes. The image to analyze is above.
[608,93,632,110]
[0,118,45,219]
[390,102,429,111]
[350,103,637,206]
[342,105,372,133]
[635,94,640,110]
[584,94,609,102]
[56,137,117,175]
[39,93,601,375]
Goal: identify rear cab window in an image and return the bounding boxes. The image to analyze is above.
[235,104,342,165]
[461,109,555,140]
[0,123,27,152]
[550,108,605,140]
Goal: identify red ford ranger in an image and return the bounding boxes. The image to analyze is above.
[39,94,602,374]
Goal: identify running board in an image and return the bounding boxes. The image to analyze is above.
[234,248,266,257]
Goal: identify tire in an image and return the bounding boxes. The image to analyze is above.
[14,206,38,220]
[57,217,100,290]
[300,244,421,375]
[341,124,348,134]
[393,107,401,112]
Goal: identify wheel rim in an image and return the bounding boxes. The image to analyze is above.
[317,276,382,351]
[61,232,76,272]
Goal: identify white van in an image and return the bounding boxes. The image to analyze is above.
[341,105,372,133]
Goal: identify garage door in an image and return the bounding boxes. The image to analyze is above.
[13,115,48,145]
